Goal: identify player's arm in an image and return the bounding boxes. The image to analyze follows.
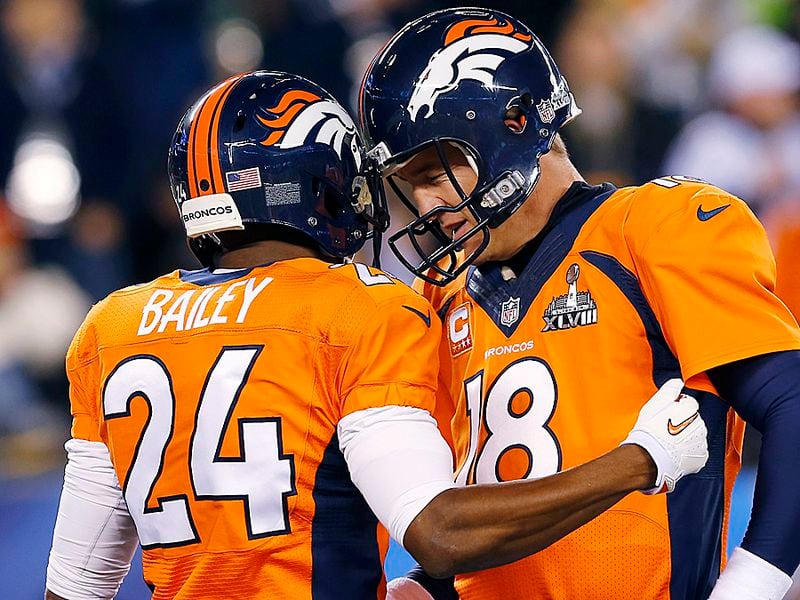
[45,438,138,600]
[625,186,800,599]
[340,379,708,579]
[46,317,138,600]
[706,350,800,600]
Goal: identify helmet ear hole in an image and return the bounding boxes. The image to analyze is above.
[315,179,346,219]
[503,106,527,134]
[234,110,247,132]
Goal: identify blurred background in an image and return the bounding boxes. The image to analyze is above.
[0,0,798,597]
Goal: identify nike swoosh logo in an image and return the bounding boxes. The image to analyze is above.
[668,412,700,435]
[402,305,431,328]
[697,204,730,221]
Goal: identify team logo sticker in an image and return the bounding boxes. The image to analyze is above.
[256,89,362,170]
[542,263,598,332]
[407,16,533,122]
[448,301,474,357]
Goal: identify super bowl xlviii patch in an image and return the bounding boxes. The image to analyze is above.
[542,263,597,332]
[536,88,571,124]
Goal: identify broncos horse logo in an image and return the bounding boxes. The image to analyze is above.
[257,89,362,170]
[407,17,535,122]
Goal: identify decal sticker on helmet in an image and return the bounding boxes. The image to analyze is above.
[407,17,532,121]
[257,90,362,170]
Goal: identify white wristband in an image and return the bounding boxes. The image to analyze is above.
[709,547,792,600]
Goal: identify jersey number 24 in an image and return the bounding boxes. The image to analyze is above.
[102,345,296,549]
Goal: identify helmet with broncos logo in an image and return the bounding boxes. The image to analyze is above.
[360,7,580,285]
[168,70,387,267]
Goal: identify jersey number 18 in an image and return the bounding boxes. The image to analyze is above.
[455,357,562,485]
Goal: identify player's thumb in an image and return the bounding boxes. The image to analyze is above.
[673,392,700,421]
[653,378,685,405]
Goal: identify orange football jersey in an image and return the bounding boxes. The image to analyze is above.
[418,178,800,600]
[67,257,441,600]
[763,199,800,320]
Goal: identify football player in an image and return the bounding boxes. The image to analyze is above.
[360,8,800,600]
[45,71,708,600]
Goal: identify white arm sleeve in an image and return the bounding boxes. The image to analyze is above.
[709,547,793,600]
[338,406,456,549]
[46,438,139,600]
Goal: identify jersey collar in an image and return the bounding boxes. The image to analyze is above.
[466,181,616,337]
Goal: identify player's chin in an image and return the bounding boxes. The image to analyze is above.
[459,243,486,266]
[457,231,489,260]
[469,239,507,265]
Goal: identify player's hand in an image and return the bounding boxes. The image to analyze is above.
[386,577,435,600]
[621,379,708,494]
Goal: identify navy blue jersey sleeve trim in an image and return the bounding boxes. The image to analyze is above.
[707,350,800,575]
[311,433,383,598]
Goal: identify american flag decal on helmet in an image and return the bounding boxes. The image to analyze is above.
[225,167,262,192]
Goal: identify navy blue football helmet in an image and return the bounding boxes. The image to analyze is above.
[168,71,387,267]
[360,7,580,284]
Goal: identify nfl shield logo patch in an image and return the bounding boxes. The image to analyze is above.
[501,296,520,327]
[536,99,555,124]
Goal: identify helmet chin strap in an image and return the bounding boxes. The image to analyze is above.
[189,233,226,269]
[480,170,527,211]
[355,155,390,270]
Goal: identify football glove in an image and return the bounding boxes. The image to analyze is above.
[621,378,708,494]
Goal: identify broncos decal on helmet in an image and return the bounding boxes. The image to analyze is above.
[407,17,533,122]
[257,89,362,170]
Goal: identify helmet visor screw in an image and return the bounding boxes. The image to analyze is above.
[465,110,476,120]
[307,216,318,227]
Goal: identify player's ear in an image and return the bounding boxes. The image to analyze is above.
[503,106,527,134]
[503,93,532,134]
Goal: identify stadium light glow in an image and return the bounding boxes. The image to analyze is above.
[214,19,263,75]
[6,134,81,232]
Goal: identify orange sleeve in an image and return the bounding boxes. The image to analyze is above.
[411,277,426,296]
[66,314,103,442]
[767,207,800,320]
[631,189,800,380]
[337,294,441,419]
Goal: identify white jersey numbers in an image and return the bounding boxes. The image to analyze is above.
[455,357,561,485]
[102,346,296,548]
[103,357,198,547]
[651,174,709,189]
[191,347,295,539]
